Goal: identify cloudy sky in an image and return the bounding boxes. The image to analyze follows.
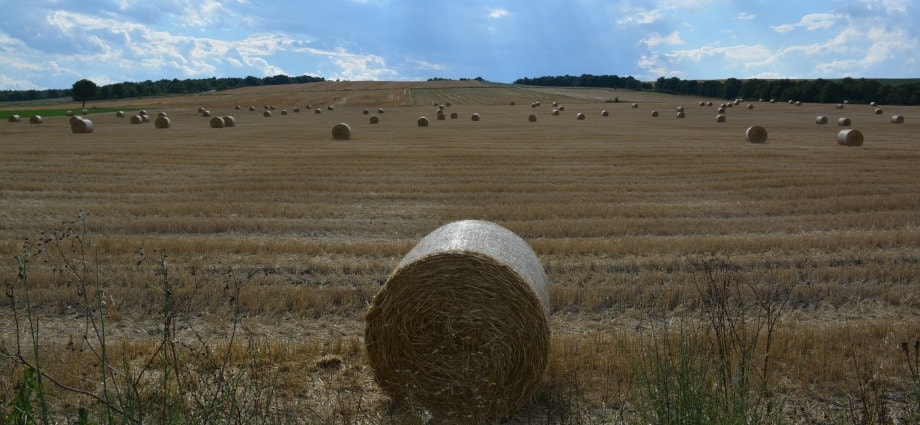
[1,0,917,90]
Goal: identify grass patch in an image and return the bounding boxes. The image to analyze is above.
[0,107,124,119]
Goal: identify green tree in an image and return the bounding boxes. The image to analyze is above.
[71,79,100,108]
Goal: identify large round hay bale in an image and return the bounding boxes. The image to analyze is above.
[82,109,89,115]
[874,108,883,115]
[263,111,272,117]
[837,129,863,146]
[707,101,713,106]
[293,108,300,113]
[202,110,212,117]
[552,109,560,116]
[223,116,236,127]
[870,101,878,107]
[249,106,256,111]
[197,107,205,113]
[601,110,609,117]
[631,103,639,109]
[746,104,754,110]
[69,115,81,125]
[651,110,659,117]
[235,105,241,110]
[891,115,904,124]
[717,107,726,114]
[29,115,43,124]
[332,123,351,140]
[836,103,844,110]
[369,115,379,124]
[327,105,335,111]
[417,116,429,127]
[141,114,150,123]
[8,115,20,122]
[365,220,550,421]
[314,108,322,114]
[436,110,446,120]
[676,106,684,113]
[209,116,225,128]
[154,116,171,129]
[795,101,802,106]
[450,112,458,119]
[471,113,480,121]
[65,111,74,117]
[816,115,829,124]
[130,115,143,124]
[139,110,148,116]
[675,111,686,118]
[281,109,288,115]
[699,101,705,107]
[745,126,767,143]
[115,111,125,117]
[71,118,93,133]
[558,106,565,112]
[576,112,586,120]
[837,117,851,126]
[528,114,537,122]
[378,108,385,114]
[716,114,726,122]
[363,109,370,115]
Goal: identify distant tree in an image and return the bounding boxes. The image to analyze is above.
[72,79,100,108]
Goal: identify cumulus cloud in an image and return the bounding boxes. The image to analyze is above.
[487,8,509,19]
[304,47,397,80]
[617,9,662,25]
[409,59,446,71]
[771,13,836,33]
[642,32,684,48]
[737,12,756,20]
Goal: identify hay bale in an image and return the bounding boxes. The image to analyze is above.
[264,111,272,117]
[699,101,705,107]
[370,115,380,124]
[528,114,537,122]
[65,111,74,117]
[733,99,741,105]
[601,110,609,117]
[576,112,586,120]
[70,118,93,133]
[816,115,829,124]
[837,129,863,146]
[836,103,844,109]
[115,111,125,117]
[235,105,241,110]
[675,111,686,118]
[29,115,43,124]
[315,108,322,114]
[197,107,205,113]
[130,115,143,124]
[332,123,351,140]
[249,106,256,111]
[534,101,541,107]
[223,116,236,127]
[717,107,726,114]
[139,110,148,116]
[510,101,515,106]
[870,101,878,107]
[154,116,171,128]
[365,220,549,421]
[378,108,385,114]
[202,110,212,117]
[746,104,754,110]
[707,101,713,106]
[552,101,558,107]
[294,108,300,113]
[631,103,639,109]
[281,110,288,115]
[891,115,904,124]
[158,112,168,118]
[363,109,370,115]
[795,101,802,106]
[210,117,225,128]
[450,112,458,119]
[264,105,270,110]
[745,126,767,143]
[770,99,776,103]
[437,112,446,120]
[471,113,480,121]
[837,117,851,126]
[69,115,81,125]
[417,117,429,127]
[651,110,659,117]
[676,106,684,113]
[141,114,150,123]
[558,106,565,112]
[551,109,559,116]
[8,115,20,122]
[327,105,335,111]
[445,102,451,107]
[306,105,312,110]
[716,114,726,122]
[874,108,883,115]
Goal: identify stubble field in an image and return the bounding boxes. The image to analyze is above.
[2,80,919,423]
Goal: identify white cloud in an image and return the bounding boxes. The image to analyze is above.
[304,47,396,80]
[643,32,684,48]
[771,13,836,33]
[737,12,756,20]
[409,59,445,71]
[617,9,662,25]
[487,8,509,19]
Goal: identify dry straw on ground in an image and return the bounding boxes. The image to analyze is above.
[70,118,93,133]
[365,220,550,422]
[837,129,864,146]
[745,125,768,143]
[332,123,351,140]
[154,116,171,129]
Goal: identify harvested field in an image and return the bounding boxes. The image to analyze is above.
[2,80,919,424]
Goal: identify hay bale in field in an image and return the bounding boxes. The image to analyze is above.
[202,110,212,117]
[844,100,849,104]
[733,99,740,105]
[294,108,300,113]
[816,116,829,124]
[315,108,322,114]
[770,99,776,103]
[417,116,429,127]
[115,111,125,117]
[558,106,565,112]
[510,101,515,106]
[264,111,272,117]
[436,112,446,120]
[675,111,686,118]
[369,115,380,124]
[471,113,480,121]
[249,106,256,111]
[154,116,171,128]
[745,126,767,143]
[837,129,863,146]
[327,105,335,111]
[552,109,559,116]
[874,108,883,115]
[82,109,89,115]
[235,105,241,110]
[363,109,369,115]
[716,114,726,122]
[65,110,74,117]
[576,112,586,120]
[378,108,385,114]
[445,102,451,107]
[699,101,705,106]
[281,110,288,115]
[795,101,802,106]
[891,115,904,124]
[528,114,537,122]
[365,219,550,421]
[450,112,458,119]
[552,101,558,107]
[837,117,851,126]
[870,101,878,107]
[438,105,445,111]
[306,105,312,110]
[141,114,150,123]
[836,103,844,109]
[717,107,726,114]
[707,101,713,106]
[209,116,225,128]
[332,123,351,140]
[223,116,236,127]
[71,118,93,133]
[534,101,541,107]
[198,107,205,113]
[788,100,795,105]
[8,115,20,122]
[130,115,144,124]
[264,105,270,110]
[69,115,81,125]
[746,104,754,110]
[651,110,659,117]
[676,106,684,113]
[138,110,147,116]
[158,112,168,118]
[29,115,43,124]
[601,110,609,117]
[631,103,639,109]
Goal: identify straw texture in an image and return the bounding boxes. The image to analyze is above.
[70,118,93,133]
[365,220,550,421]
[745,126,767,143]
[837,129,864,146]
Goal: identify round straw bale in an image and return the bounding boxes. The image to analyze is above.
[727,103,733,108]
[891,115,904,124]
[510,101,515,106]
[140,110,149,116]
[471,113,480,121]
[154,116,171,128]
[223,116,236,127]
[82,109,90,115]
[770,99,776,103]
[70,118,93,133]
[531,102,538,108]
[69,115,81,125]
[249,106,256,111]
[795,101,802,106]
[436,112,446,120]
[576,112,586,120]
[528,114,537,122]
[733,99,740,105]
[707,101,713,106]
[450,112,458,119]
[369,115,379,124]
[378,108,385,114]
[651,110,659,117]
[675,111,686,118]
[158,112,168,118]
[717,107,726,113]
[836,103,844,109]
[363,109,370,115]
[235,105,241,110]
[844,100,849,104]
[438,105,445,111]
[29,115,43,124]
[327,105,334,111]
[209,116,225,128]
[65,110,74,117]
[534,101,541,107]
[874,108,883,115]
[870,101,878,107]
[558,106,565,112]
[745,126,767,143]
[115,111,125,117]
[746,104,754,110]
[306,105,312,110]
[445,102,451,107]
[130,115,143,124]
[816,115,829,124]
[788,100,795,104]
[716,114,726,122]
[264,111,272,117]
[281,110,288,115]
[332,123,351,140]
[8,115,21,122]
[315,108,322,114]
[202,110,212,117]
[601,110,609,117]
[676,106,684,113]
[837,129,863,146]
[365,220,550,421]
[551,109,559,116]
[198,107,205,113]
[699,101,705,106]
[141,114,150,123]
[264,105,269,110]
[837,117,851,126]
[552,101,558,107]
[417,116,429,127]
[294,108,300,113]
[631,103,639,108]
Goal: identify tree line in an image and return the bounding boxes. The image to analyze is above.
[514,74,653,91]
[0,74,325,103]
[653,77,920,105]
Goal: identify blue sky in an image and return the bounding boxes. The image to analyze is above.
[1,0,918,90]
